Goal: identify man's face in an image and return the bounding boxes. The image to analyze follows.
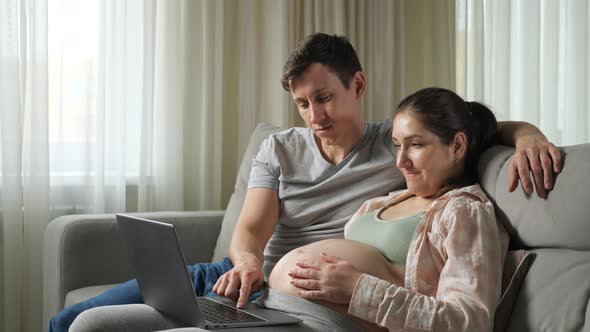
[289,63,364,147]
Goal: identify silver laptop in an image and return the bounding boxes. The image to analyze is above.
[116,214,302,329]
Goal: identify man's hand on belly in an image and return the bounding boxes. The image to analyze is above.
[288,252,362,304]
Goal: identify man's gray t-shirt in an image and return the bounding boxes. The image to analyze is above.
[248,120,405,276]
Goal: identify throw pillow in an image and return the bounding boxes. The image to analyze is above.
[494,250,536,332]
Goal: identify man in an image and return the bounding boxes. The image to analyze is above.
[212,33,561,308]
[51,33,561,331]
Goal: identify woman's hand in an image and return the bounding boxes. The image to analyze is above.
[288,252,362,304]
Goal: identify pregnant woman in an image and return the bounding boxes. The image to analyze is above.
[264,87,509,331]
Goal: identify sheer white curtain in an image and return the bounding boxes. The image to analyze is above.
[1,0,454,330]
[47,0,199,214]
[1,0,49,331]
[456,0,590,145]
[0,0,204,330]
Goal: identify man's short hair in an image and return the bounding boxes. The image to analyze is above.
[281,33,363,91]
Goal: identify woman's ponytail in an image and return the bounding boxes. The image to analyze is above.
[464,101,498,175]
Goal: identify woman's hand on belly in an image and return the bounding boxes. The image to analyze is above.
[288,252,361,304]
[268,239,404,302]
[268,240,397,332]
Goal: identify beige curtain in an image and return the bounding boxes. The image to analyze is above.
[133,0,457,211]
[215,0,456,205]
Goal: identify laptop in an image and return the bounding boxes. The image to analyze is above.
[116,214,302,329]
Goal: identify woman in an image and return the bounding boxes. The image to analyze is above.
[263,87,509,331]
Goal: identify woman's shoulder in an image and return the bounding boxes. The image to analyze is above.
[439,183,491,207]
[431,184,496,228]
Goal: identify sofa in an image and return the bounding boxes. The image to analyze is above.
[43,122,590,331]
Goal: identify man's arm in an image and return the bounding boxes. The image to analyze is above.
[212,188,279,307]
[496,121,562,199]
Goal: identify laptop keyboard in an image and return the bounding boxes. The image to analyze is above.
[197,297,265,324]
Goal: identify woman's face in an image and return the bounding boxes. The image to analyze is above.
[392,111,463,197]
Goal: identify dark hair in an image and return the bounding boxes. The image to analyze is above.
[281,33,363,91]
[395,87,498,185]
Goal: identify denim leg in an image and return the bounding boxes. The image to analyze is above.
[48,278,142,332]
[190,257,234,296]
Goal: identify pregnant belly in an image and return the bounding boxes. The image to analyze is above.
[268,239,404,331]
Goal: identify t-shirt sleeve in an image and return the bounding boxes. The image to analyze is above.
[248,137,280,190]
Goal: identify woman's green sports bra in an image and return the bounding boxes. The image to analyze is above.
[346,207,425,266]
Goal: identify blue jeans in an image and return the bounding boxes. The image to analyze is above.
[48,257,261,332]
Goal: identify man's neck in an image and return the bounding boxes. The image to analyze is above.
[319,144,352,165]
[315,122,365,165]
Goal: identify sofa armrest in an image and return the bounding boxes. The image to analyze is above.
[42,210,224,324]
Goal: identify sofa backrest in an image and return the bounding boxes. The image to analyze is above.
[212,123,283,261]
[478,144,590,250]
[212,122,590,261]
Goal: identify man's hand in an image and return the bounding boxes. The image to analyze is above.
[509,133,562,198]
[212,261,264,308]
[288,252,362,304]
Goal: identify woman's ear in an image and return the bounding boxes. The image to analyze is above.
[452,131,468,162]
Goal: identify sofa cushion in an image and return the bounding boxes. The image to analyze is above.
[478,144,590,250]
[64,284,119,307]
[212,123,282,262]
[506,248,590,332]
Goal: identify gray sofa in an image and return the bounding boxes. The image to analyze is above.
[43,123,590,331]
